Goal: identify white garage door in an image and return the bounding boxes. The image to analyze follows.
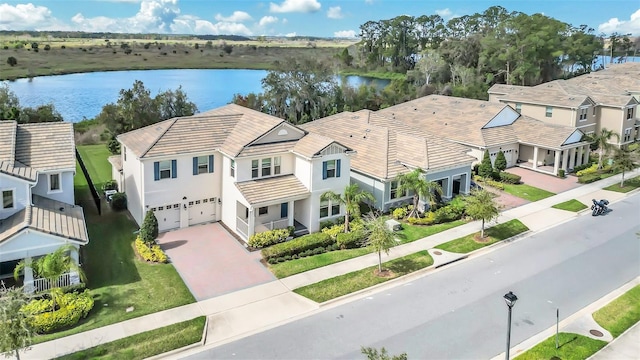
[188,198,216,226]
[504,149,515,168]
[153,204,181,232]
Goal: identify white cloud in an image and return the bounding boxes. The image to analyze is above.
[327,6,343,19]
[334,30,356,38]
[435,8,453,20]
[214,11,252,22]
[259,16,279,26]
[270,0,321,13]
[0,3,62,31]
[282,18,288,24]
[598,9,640,35]
[285,32,297,37]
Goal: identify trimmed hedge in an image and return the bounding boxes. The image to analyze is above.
[572,162,593,173]
[261,232,334,261]
[576,163,598,177]
[392,207,407,220]
[248,228,291,248]
[336,230,365,249]
[21,290,95,333]
[498,171,521,184]
[578,173,602,184]
[407,211,435,225]
[135,238,168,263]
[321,224,344,240]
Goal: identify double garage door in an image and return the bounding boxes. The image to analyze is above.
[152,204,181,232]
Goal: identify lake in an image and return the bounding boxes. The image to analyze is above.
[2,69,389,122]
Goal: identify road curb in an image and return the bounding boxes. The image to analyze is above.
[147,316,209,360]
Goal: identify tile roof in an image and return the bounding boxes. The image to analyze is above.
[512,117,585,148]
[108,155,122,172]
[15,122,76,171]
[235,175,309,205]
[236,141,296,157]
[0,195,88,245]
[489,82,590,108]
[292,133,340,158]
[0,121,16,163]
[0,160,38,181]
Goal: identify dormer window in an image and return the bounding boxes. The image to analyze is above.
[627,107,634,119]
[2,190,13,209]
[49,173,61,192]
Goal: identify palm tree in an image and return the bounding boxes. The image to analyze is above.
[321,183,375,233]
[589,128,620,169]
[464,189,500,239]
[612,147,640,187]
[14,245,85,311]
[395,168,443,218]
[362,212,396,273]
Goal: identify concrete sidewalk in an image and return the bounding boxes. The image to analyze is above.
[19,169,640,360]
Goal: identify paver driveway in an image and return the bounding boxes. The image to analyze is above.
[505,167,583,193]
[157,223,275,301]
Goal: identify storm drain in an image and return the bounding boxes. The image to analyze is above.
[589,329,604,337]
[433,251,442,255]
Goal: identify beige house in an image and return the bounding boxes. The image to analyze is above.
[301,110,476,211]
[375,95,590,176]
[489,63,640,146]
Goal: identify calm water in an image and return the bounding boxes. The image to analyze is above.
[2,69,389,122]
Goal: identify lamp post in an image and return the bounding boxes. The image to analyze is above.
[504,291,518,360]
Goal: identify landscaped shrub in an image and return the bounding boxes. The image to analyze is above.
[392,207,407,220]
[558,169,565,178]
[494,151,507,171]
[433,203,465,224]
[110,192,127,210]
[103,180,118,191]
[319,219,336,230]
[573,162,593,173]
[21,290,94,333]
[576,163,598,177]
[336,230,365,249]
[407,211,435,225]
[498,172,521,184]
[248,228,290,248]
[578,173,602,184]
[475,175,505,190]
[479,150,494,178]
[134,237,168,263]
[261,232,334,261]
[139,210,159,245]
[321,224,343,240]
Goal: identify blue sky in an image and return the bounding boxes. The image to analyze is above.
[0,0,639,37]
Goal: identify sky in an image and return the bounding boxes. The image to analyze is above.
[0,0,639,38]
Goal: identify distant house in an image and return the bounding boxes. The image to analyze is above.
[0,121,88,292]
[489,63,640,146]
[112,104,353,239]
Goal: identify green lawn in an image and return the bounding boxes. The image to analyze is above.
[33,146,195,344]
[593,285,640,337]
[551,199,588,212]
[76,144,114,188]
[397,220,467,243]
[603,176,640,193]
[294,251,433,303]
[57,316,205,360]
[502,183,555,201]
[434,219,529,254]
[514,333,607,360]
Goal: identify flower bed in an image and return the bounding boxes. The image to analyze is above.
[21,290,95,333]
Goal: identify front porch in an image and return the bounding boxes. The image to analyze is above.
[235,199,309,241]
[517,143,591,176]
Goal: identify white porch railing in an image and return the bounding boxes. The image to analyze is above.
[261,218,289,231]
[28,272,79,293]
[236,217,249,239]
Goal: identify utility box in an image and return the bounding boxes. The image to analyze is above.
[385,219,402,232]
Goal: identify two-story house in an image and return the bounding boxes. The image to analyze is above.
[301,110,476,212]
[488,63,640,147]
[112,104,353,241]
[0,121,88,292]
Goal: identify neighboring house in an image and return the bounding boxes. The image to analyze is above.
[112,104,353,240]
[301,110,476,212]
[0,121,88,292]
[488,63,640,146]
[375,95,590,176]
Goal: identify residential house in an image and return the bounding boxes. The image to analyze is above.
[112,104,353,240]
[0,121,88,292]
[301,110,476,212]
[375,95,590,176]
[488,63,640,146]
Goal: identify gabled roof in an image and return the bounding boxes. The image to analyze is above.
[489,82,593,108]
[0,121,16,164]
[0,195,88,245]
[235,175,309,205]
[512,117,586,148]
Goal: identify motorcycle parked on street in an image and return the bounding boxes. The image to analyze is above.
[591,199,610,216]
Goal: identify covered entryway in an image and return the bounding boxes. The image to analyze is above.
[188,197,216,226]
[157,223,275,300]
[155,204,180,232]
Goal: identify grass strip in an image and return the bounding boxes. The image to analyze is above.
[603,176,640,193]
[397,220,467,243]
[434,219,529,254]
[56,316,206,360]
[294,251,433,303]
[551,199,588,212]
[502,183,555,202]
[514,333,607,360]
[593,284,640,337]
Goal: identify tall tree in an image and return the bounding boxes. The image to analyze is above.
[589,128,620,169]
[321,183,375,233]
[0,285,33,360]
[465,189,500,238]
[478,149,494,178]
[611,147,639,187]
[395,168,443,218]
[362,213,396,273]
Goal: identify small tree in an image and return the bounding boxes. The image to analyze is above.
[478,149,494,178]
[0,284,33,360]
[588,128,620,169]
[363,213,396,273]
[361,346,407,360]
[395,168,443,218]
[612,147,639,187]
[139,210,159,247]
[6,56,17,67]
[321,183,375,233]
[465,189,500,239]
[494,150,507,172]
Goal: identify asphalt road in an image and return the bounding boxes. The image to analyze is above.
[186,193,640,360]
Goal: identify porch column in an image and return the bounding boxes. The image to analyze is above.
[568,148,576,170]
[553,150,561,175]
[248,208,255,238]
[583,145,590,164]
[577,146,584,167]
[287,200,294,227]
[561,149,569,172]
[532,146,539,169]
[23,257,34,293]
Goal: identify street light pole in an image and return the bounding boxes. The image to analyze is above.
[504,291,518,360]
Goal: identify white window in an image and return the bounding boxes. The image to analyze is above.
[325,160,336,178]
[331,202,340,216]
[579,108,588,121]
[261,158,271,177]
[545,106,553,117]
[49,173,61,192]
[627,107,634,120]
[251,160,259,179]
[623,128,632,142]
[258,206,268,216]
[197,156,208,174]
[159,160,171,179]
[274,156,281,175]
[390,181,407,200]
[230,159,235,177]
[319,200,340,218]
[2,190,13,209]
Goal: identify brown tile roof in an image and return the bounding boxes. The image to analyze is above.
[292,133,339,158]
[489,82,590,108]
[0,160,38,181]
[15,122,76,171]
[237,141,296,157]
[512,117,586,148]
[108,155,122,172]
[117,118,177,158]
[235,175,309,205]
[0,195,88,244]
[0,121,16,163]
